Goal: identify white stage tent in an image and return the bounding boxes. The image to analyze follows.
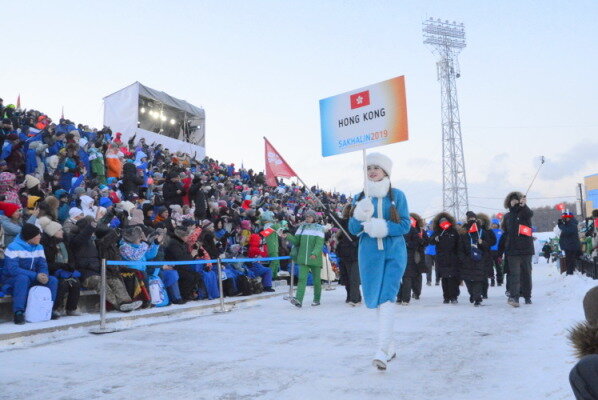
[103,82,206,159]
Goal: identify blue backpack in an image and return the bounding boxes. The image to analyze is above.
[148,270,169,307]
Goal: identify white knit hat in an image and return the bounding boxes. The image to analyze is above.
[366,152,392,176]
[43,221,63,237]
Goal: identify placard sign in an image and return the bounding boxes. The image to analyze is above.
[319,75,408,157]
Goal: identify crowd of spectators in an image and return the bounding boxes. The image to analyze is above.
[0,98,347,325]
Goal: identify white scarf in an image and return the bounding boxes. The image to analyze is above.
[366,177,390,198]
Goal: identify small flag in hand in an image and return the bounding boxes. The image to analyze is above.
[518,224,532,236]
[496,213,504,219]
[350,90,370,109]
[468,223,478,233]
[555,203,565,211]
[260,227,275,237]
[439,221,451,230]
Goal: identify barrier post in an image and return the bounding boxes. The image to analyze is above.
[213,258,232,314]
[90,259,116,334]
[324,254,335,291]
[284,261,295,301]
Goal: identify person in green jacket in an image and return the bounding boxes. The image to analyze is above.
[281,209,324,307]
[261,210,281,278]
[88,143,106,184]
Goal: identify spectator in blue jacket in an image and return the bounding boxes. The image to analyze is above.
[424,222,437,286]
[490,219,504,286]
[1,223,59,324]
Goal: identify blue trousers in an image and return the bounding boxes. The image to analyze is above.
[5,274,58,313]
[247,263,273,288]
[160,269,181,301]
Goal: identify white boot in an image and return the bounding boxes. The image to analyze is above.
[373,301,395,370]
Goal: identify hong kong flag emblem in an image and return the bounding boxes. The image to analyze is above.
[350,90,370,109]
[518,224,532,236]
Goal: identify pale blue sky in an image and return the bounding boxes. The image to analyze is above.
[2,1,597,217]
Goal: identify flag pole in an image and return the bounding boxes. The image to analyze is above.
[264,137,353,242]
[524,156,545,197]
[294,174,353,242]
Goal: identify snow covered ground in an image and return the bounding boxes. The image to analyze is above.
[0,258,595,400]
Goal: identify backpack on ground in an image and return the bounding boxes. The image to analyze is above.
[249,276,264,295]
[25,286,53,323]
[237,275,253,296]
[148,270,169,307]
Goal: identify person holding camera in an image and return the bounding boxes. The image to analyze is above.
[502,191,534,307]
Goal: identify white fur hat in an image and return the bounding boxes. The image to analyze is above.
[366,152,392,176]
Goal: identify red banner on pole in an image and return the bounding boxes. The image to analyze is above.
[468,223,478,233]
[264,137,297,187]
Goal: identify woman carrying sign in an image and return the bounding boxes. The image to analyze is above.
[348,152,410,371]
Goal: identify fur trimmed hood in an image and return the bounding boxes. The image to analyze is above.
[432,212,456,232]
[504,191,524,209]
[569,322,598,358]
[477,213,491,229]
[410,212,424,228]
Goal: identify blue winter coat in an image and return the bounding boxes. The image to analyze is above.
[348,188,410,309]
[1,235,49,281]
[558,219,581,251]
[491,229,503,251]
[424,229,436,255]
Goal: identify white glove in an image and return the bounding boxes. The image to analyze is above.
[362,218,388,239]
[353,198,374,221]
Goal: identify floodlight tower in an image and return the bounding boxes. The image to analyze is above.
[423,18,469,220]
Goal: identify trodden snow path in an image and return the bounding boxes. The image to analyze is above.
[0,258,594,400]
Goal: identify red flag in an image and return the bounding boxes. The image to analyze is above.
[468,223,478,233]
[260,227,275,237]
[410,217,416,227]
[496,212,504,219]
[555,203,565,211]
[350,90,370,109]
[16,94,21,109]
[518,224,532,236]
[439,221,451,230]
[594,218,598,229]
[264,137,297,187]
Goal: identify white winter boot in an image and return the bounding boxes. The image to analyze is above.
[373,301,395,370]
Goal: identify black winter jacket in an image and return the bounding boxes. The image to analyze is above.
[404,226,428,277]
[188,181,208,220]
[430,227,460,278]
[121,163,144,199]
[336,219,358,264]
[69,221,101,280]
[458,223,496,281]
[162,180,184,207]
[503,204,535,256]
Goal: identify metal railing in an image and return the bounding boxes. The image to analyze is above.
[90,256,292,334]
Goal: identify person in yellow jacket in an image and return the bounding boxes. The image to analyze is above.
[281,209,324,308]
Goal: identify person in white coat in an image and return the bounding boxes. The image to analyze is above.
[348,152,411,370]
